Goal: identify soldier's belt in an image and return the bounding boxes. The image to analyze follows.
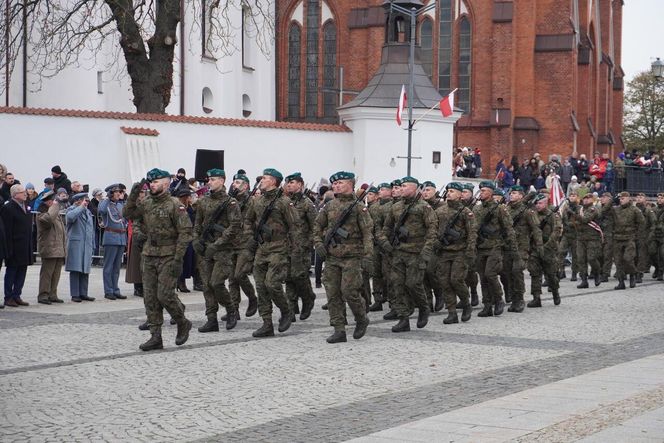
[105,227,127,234]
[149,238,176,246]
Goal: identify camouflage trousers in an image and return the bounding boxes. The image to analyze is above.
[437,251,469,311]
[371,249,385,303]
[558,235,579,274]
[228,250,256,307]
[528,248,559,296]
[199,254,235,320]
[476,248,504,305]
[601,235,614,278]
[504,251,528,303]
[423,255,443,308]
[253,250,291,321]
[637,238,652,273]
[382,252,395,308]
[613,239,637,279]
[654,237,664,273]
[323,256,367,331]
[576,238,601,277]
[286,251,316,312]
[465,268,478,293]
[390,250,429,318]
[142,255,186,333]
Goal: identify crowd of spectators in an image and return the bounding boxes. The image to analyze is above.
[452,147,482,178]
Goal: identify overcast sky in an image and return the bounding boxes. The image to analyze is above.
[621,0,664,81]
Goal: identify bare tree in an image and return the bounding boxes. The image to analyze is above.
[623,71,664,153]
[0,0,274,114]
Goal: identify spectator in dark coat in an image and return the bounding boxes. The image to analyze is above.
[560,159,574,192]
[1,184,33,307]
[518,159,533,188]
[577,154,590,181]
[51,165,72,194]
[0,173,20,202]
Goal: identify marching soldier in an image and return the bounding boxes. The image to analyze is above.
[368,183,393,312]
[422,181,444,312]
[124,168,193,351]
[611,192,645,289]
[461,183,479,306]
[378,177,438,332]
[382,179,403,321]
[313,171,372,343]
[559,191,580,281]
[571,193,603,288]
[433,182,476,324]
[597,192,615,283]
[635,193,656,283]
[529,194,563,306]
[653,193,664,280]
[473,181,518,317]
[193,169,242,332]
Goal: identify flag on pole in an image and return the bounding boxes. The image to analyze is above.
[396,85,407,126]
[439,89,455,117]
[549,174,565,207]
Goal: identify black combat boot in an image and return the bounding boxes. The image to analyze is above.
[321,303,328,310]
[594,273,601,286]
[252,319,275,338]
[570,272,578,282]
[246,295,258,317]
[170,317,177,325]
[138,321,149,331]
[383,309,398,320]
[505,292,512,304]
[629,274,637,288]
[139,332,163,351]
[636,273,643,284]
[461,304,472,322]
[552,288,561,305]
[176,279,190,293]
[470,290,479,307]
[614,278,626,290]
[198,318,219,333]
[391,317,410,332]
[494,299,505,316]
[559,270,567,280]
[220,311,240,322]
[434,295,445,312]
[601,274,609,283]
[300,297,314,320]
[369,301,383,312]
[508,300,525,312]
[577,274,589,289]
[353,318,370,340]
[443,311,459,324]
[528,295,542,308]
[278,311,292,333]
[477,304,493,317]
[134,283,144,297]
[175,318,192,346]
[226,310,238,330]
[416,308,430,328]
[326,330,347,343]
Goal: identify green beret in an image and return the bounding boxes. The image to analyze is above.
[233,173,250,183]
[329,171,355,183]
[391,179,402,187]
[401,176,419,185]
[207,168,226,178]
[263,168,283,181]
[285,172,303,183]
[509,185,525,194]
[493,188,505,196]
[479,180,496,191]
[378,182,391,190]
[367,186,379,194]
[534,194,548,202]
[462,183,475,191]
[445,182,463,191]
[422,181,436,189]
[146,168,171,182]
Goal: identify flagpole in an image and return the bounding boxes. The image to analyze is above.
[412,88,457,126]
[406,6,416,176]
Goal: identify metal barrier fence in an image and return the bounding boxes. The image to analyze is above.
[612,166,664,197]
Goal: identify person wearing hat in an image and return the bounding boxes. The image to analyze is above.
[420,181,444,312]
[25,183,38,210]
[610,191,645,289]
[125,184,147,299]
[367,183,394,313]
[98,183,128,300]
[50,165,72,194]
[65,193,96,302]
[1,184,34,307]
[36,189,66,305]
[284,172,317,322]
[653,193,664,281]
[460,183,480,306]
[433,182,476,323]
[174,187,196,293]
[364,185,381,311]
[242,168,295,338]
[529,194,563,307]
[377,176,437,332]
[378,179,405,321]
[571,192,603,288]
[473,181,518,317]
[124,168,193,351]
[227,171,259,318]
[505,185,543,313]
[313,171,372,343]
[559,191,581,282]
[192,169,243,332]
[597,192,615,283]
[635,193,656,283]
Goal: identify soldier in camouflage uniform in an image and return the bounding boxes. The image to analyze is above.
[559,191,580,281]
[382,179,402,321]
[365,187,381,311]
[313,171,372,343]
[571,193,603,288]
[506,186,543,312]
[461,183,480,306]
[635,193,656,283]
[284,172,317,321]
[529,194,563,306]
[612,191,645,289]
[228,172,258,318]
[192,169,242,332]
[473,181,518,317]
[368,183,393,312]
[597,192,615,282]
[433,182,476,324]
[124,168,193,351]
[378,176,438,332]
[653,193,664,280]
[243,168,295,338]
[422,181,444,312]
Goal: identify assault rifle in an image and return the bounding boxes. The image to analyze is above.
[439,203,466,246]
[538,198,566,230]
[240,178,261,212]
[390,185,423,247]
[511,192,538,227]
[254,188,283,244]
[323,184,372,249]
[197,188,238,253]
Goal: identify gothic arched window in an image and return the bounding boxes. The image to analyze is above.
[305,0,320,120]
[457,16,471,112]
[322,21,337,119]
[438,0,453,95]
[420,18,433,80]
[288,23,301,119]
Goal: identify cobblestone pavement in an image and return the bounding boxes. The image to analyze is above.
[1,265,663,442]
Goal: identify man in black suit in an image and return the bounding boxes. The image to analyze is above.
[1,184,34,307]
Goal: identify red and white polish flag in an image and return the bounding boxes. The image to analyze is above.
[550,174,565,207]
[396,85,407,126]
[439,89,455,118]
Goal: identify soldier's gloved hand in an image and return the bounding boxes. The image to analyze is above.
[315,245,327,260]
[192,240,205,256]
[432,239,444,253]
[362,256,374,276]
[170,259,183,278]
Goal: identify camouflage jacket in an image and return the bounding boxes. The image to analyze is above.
[434,200,477,255]
[124,190,192,258]
[535,208,563,249]
[233,190,254,251]
[597,202,614,235]
[561,202,579,239]
[379,196,438,258]
[507,200,543,253]
[473,199,517,253]
[313,193,373,259]
[368,200,383,241]
[243,188,295,254]
[655,204,664,238]
[636,203,656,240]
[290,192,317,253]
[193,189,241,252]
[426,197,443,210]
[571,203,602,241]
[611,203,645,242]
